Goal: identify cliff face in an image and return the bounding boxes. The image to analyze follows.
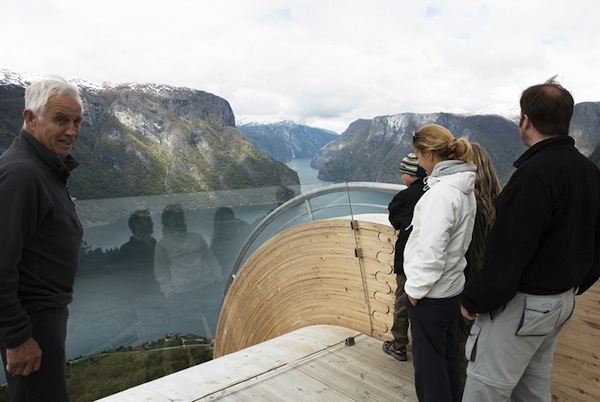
[4,70,599,198]
[238,121,339,163]
[314,113,524,185]
[570,102,600,165]
[314,106,600,185]
[0,74,299,200]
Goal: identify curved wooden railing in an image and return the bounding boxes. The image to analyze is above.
[214,217,600,401]
[215,218,397,356]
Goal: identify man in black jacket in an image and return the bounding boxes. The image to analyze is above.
[461,78,600,401]
[0,76,84,401]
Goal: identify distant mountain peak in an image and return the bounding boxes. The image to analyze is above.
[0,69,40,86]
[238,121,339,163]
[0,70,299,200]
[239,120,301,128]
[474,103,520,121]
[0,69,205,98]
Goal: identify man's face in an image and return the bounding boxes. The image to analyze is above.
[24,93,83,156]
[137,216,154,236]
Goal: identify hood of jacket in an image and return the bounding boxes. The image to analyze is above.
[426,160,476,195]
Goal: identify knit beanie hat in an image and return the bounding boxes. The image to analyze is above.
[399,152,426,178]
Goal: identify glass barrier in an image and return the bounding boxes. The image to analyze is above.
[228,181,404,284]
[0,157,405,397]
[67,180,403,362]
[68,190,281,359]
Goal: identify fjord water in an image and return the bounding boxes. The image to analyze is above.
[0,158,329,384]
[65,158,329,361]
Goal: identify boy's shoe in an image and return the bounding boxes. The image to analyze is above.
[382,340,407,361]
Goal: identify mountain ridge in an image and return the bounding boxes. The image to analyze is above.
[0,70,300,201]
[3,69,599,193]
[238,121,338,163]
[314,105,600,185]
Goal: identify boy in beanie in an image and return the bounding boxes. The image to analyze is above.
[382,153,427,361]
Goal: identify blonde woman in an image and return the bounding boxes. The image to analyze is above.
[403,124,477,402]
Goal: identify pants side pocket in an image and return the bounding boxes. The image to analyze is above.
[516,296,562,336]
[465,324,481,362]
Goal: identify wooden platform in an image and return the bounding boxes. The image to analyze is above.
[551,281,600,401]
[96,325,417,401]
[98,217,600,401]
[214,217,600,401]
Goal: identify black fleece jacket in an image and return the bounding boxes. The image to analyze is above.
[0,130,83,348]
[388,177,426,274]
[463,136,600,314]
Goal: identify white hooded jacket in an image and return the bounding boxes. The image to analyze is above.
[403,160,477,299]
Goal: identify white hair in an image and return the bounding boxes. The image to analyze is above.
[22,75,83,129]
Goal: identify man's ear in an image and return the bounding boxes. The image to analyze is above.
[23,109,35,129]
[521,114,531,130]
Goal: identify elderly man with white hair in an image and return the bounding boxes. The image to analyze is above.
[0,75,84,402]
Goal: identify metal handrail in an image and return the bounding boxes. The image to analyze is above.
[226,181,404,288]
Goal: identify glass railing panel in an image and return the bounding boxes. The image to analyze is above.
[228,182,403,281]
[0,179,402,395]
[68,187,282,362]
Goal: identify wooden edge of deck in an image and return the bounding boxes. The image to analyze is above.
[96,324,418,401]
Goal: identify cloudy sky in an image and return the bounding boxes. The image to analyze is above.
[1,0,599,133]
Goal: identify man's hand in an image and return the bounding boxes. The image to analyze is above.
[461,305,478,321]
[5,337,42,376]
[408,295,419,306]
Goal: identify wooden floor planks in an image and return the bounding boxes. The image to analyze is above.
[97,325,417,402]
[551,281,600,401]
[215,217,600,401]
[98,217,600,401]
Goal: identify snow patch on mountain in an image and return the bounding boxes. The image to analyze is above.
[0,69,40,86]
[474,103,520,121]
[0,69,193,97]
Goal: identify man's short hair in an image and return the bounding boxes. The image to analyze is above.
[520,77,574,136]
[128,209,151,232]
